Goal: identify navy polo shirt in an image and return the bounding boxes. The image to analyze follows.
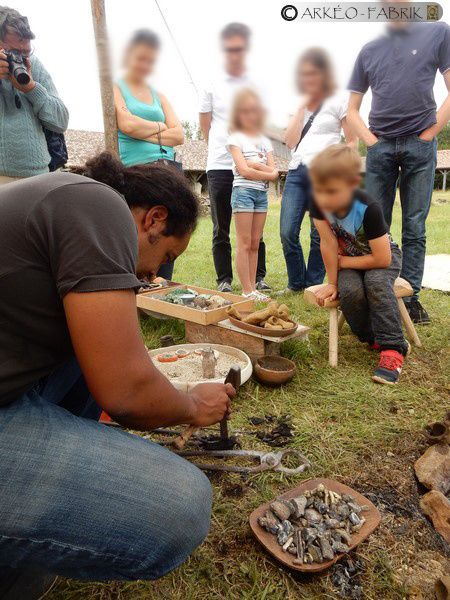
[348,22,450,138]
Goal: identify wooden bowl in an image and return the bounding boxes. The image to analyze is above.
[254,356,296,385]
[249,478,381,573]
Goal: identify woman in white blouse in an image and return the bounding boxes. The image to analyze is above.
[280,48,357,292]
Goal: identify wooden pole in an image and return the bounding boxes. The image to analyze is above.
[90,0,118,155]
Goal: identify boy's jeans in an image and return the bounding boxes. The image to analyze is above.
[280,164,325,290]
[365,134,437,297]
[338,246,408,354]
[0,359,212,581]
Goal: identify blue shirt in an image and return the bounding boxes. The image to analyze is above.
[348,22,450,138]
[310,189,391,256]
[117,79,174,166]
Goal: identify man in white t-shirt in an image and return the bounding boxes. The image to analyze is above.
[199,23,269,293]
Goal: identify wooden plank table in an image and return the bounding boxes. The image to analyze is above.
[185,319,310,362]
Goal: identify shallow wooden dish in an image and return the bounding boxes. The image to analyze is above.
[249,478,381,573]
[254,356,296,385]
[137,285,254,326]
[228,312,298,338]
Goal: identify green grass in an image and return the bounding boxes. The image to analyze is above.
[50,193,449,600]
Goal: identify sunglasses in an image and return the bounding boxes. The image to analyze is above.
[224,46,246,54]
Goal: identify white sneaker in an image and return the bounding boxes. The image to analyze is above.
[243,291,271,303]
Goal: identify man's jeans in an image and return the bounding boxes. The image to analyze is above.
[208,170,266,285]
[280,164,325,290]
[338,246,408,354]
[0,359,212,581]
[365,134,437,297]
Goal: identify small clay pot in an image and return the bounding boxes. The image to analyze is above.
[254,356,296,386]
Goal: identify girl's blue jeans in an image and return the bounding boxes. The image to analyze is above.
[280,164,325,290]
[0,358,212,582]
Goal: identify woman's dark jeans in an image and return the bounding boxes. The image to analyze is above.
[280,164,325,290]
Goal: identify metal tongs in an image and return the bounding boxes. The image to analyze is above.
[176,448,311,474]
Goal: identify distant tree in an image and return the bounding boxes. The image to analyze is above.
[182,121,204,142]
[437,123,450,149]
[182,121,194,141]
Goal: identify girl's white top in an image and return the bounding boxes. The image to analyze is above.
[288,91,349,171]
[227,132,273,191]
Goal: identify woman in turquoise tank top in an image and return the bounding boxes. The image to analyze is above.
[113,30,184,167]
[114,30,185,279]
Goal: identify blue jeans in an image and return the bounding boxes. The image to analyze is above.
[365,134,437,297]
[0,359,212,581]
[280,164,325,290]
[231,186,268,213]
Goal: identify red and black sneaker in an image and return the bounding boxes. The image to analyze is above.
[372,350,405,385]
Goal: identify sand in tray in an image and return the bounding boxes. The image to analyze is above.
[154,351,247,381]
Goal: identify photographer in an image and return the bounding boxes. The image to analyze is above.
[0,6,68,184]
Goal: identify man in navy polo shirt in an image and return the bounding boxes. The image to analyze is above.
[347,14,450,324]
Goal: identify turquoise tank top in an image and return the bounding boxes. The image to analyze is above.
[117,79,174,166]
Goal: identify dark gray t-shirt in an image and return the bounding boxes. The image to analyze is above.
[0,172,141,405]
[348,22,450,137]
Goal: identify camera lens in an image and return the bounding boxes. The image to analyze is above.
[15,70,30,85]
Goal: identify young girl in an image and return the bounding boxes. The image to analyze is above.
[227,89,278,301]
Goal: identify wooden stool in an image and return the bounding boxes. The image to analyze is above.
[304,277,421,367]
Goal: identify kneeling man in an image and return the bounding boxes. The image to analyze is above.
[0,153,235,596]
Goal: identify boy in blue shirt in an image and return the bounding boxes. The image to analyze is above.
[309,144,409,384]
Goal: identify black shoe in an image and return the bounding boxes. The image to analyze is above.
[0,569,57,600]
[217,281,233,293]
[256,279,272,292]
[405,298,430,325]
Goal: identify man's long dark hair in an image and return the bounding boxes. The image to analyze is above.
[72,152,199,238]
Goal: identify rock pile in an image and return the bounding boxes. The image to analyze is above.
[258,484,369,565]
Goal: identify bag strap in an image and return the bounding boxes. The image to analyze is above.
[294,104,323,153]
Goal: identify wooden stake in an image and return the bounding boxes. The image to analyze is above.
[90,0,118,155]
[329,308,339,367]
[397,298,422,347]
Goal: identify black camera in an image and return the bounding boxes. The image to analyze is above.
[5,49,30,86]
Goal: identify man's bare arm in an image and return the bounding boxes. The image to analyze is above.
[419,70,450,141]
[64,290,234,430]
[342,117,358,149]
[199,112,212,143]
[347,92,378,148]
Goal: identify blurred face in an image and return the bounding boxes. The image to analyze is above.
[236,96,264,132]
[381,0,411,28]
[131,206,191,279]
[311,177,359,216]
[222,35,248,74]
[297,61,326,97]
[1,29,32,56]
[125,43,158,81]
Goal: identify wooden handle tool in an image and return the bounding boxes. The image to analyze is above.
[171,366,241,451]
